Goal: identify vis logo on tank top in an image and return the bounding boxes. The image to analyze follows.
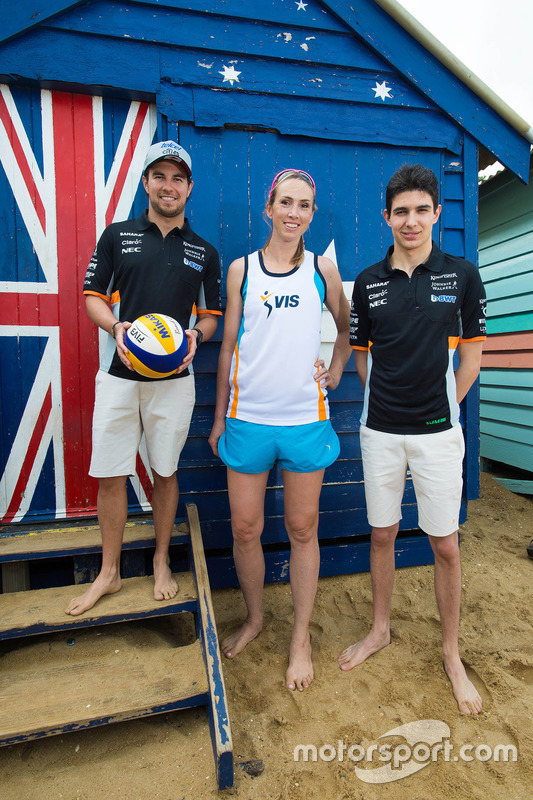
[260,291,300,317]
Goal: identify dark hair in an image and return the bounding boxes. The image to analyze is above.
[263,170,316,268]
[385,164,439,215]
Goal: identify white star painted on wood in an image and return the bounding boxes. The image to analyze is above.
[319,240,354,362]
[322,240,338,266]
[219,65,241,85]
[372,81,392,101]
[296,1,308,10]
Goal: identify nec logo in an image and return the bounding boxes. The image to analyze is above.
[431,294,456,303]
[370,298,387,308]
[122,246,141,254]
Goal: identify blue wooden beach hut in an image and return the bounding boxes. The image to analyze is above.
[0,0,531,584]
[479,160,533,491]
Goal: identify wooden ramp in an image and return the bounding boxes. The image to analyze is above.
[0,504,233,790]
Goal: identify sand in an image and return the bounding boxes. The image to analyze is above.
[1,472,532,800]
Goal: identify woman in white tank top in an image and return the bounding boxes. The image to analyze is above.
[209,169,351,692]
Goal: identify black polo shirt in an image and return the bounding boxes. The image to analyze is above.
[350,243,486,434]
[84,211,221,380]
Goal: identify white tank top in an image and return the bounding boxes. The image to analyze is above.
[227,249,329,425]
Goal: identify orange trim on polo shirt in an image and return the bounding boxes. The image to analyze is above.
[197,308,223,316]
[83,290,110,303]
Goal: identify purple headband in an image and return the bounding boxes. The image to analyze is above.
[268,169,316,200]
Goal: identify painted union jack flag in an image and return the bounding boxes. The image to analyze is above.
[0,84,157,523]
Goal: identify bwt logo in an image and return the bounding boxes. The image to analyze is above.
[184,257,202,272]
[431,294,456,303]
[261,291,299,318]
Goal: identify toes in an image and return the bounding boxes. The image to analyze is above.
[286,671,313,691]
[468,696,483,715]
[65,602,82,616]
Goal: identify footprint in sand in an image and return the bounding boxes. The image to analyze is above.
[508,660,533,685]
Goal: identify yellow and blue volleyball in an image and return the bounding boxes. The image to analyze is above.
[124,313,188,378]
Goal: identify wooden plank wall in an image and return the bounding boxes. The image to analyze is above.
[479,165,533,472]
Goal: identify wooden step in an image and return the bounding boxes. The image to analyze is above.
[0,519,190,562]
[0,631,208,744]
[186,503,233,789]
[0,573,197,640]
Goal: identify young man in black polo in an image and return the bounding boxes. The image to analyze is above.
[340,164,486,714]
[66,141,221,615]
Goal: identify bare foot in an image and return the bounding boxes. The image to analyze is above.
[286,633,314,691]
[221,620,262,658]
[153,556,178,601]
[338,629,390,671]
[443,656,483,714]
[65,573,121,616]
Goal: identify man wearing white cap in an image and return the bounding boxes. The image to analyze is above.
[66,141,222,616]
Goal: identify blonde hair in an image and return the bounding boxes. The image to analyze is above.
[262,170,317,268]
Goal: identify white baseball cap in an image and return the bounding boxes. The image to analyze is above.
[143,140,192,177]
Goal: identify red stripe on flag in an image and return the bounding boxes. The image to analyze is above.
[1,387,53,524]
[0,91,47,232]
[53,92,100,513]
[0,293,59,326]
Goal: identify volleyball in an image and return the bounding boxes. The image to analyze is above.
[124,313,188,378]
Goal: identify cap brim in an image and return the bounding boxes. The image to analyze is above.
[145,156,191,176]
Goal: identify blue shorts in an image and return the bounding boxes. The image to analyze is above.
[218,418,340,474]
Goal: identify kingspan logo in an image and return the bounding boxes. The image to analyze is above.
[261,290,299,318]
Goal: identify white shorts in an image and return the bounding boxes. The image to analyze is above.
[360,424,465,537]
[89,371,195,478]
